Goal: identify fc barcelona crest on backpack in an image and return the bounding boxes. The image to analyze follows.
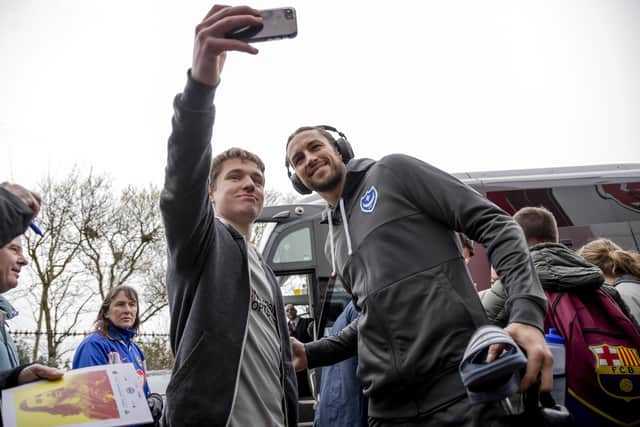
[545,289,640,427]
[589,344,640,402]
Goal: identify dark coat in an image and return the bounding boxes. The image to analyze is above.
[306,155,546,419]
[159,76,297,426]
[289,316,313,343]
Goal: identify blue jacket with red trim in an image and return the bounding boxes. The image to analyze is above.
[72,322,150,396]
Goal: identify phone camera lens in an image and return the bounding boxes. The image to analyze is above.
[284,9,293,19]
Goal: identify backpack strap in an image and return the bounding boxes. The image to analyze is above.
[550,292,565,318]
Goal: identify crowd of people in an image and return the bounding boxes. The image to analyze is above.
[1,3,639,427]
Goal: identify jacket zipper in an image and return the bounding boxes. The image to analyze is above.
[224,242,251,427]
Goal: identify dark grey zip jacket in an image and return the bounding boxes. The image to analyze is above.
[159,76,297,426]
[305,155,546,419]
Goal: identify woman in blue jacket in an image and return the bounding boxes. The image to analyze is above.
[73,285,161,424]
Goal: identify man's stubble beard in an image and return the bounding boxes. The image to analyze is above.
[310,163,344,193]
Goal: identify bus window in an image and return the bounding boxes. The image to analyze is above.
[273,228,313,263]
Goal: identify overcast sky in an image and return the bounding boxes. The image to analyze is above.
[2,0,640,198]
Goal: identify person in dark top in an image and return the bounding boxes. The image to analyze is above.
[285,126,552,426]
[286,304,313,343]
[158,5,297,426]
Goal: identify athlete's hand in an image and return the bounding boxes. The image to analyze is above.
[290,337,308,371]
[499,322,553,393]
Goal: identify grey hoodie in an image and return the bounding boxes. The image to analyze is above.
[306,155,546,419]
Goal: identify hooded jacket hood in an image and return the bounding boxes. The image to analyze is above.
[530,242,604,292]
[340,158,376,201]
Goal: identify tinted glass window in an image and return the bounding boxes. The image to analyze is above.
[273,228,313,263]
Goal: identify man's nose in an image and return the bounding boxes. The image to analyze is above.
[18,255,28,266]
[304,153,320,170]
[241,176,256,190]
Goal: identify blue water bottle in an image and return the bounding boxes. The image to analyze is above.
[544,328,566,405]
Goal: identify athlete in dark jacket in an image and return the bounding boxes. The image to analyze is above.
[286,127,553,426]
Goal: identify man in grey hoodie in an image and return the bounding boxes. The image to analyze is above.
[159,5,297,426]
[285,127,553,426]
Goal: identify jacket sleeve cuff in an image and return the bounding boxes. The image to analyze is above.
[5,365,30,388]
[180,69,217,111]
[304,340,325,369]
[508,296,546,333]
[0,187,33,247]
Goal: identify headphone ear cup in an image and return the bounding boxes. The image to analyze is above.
[290,173,312,195]
[335,137,354,164]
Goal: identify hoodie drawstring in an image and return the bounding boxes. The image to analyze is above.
[339,198,353,256]
[326,198,354,277]
[327,207,337,276]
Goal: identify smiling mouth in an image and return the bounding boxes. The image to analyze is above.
[308,162,329,178]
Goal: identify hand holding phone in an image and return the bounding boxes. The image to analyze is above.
[225,7,297,43]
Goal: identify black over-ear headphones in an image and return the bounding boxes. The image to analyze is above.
[285,125,355,195]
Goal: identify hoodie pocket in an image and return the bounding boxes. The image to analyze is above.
[360,265,476,392]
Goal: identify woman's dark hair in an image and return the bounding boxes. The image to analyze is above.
[94,285,141,337]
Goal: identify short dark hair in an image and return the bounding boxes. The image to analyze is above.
[209,148,265,192]
[95,285,141,337]
[285,126,338,165]
[513,206,559,244]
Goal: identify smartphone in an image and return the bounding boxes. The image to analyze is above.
[226,7,297,43]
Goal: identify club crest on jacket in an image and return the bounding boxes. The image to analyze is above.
[360,186,378,213]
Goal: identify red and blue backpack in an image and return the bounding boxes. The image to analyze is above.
[544,288,640,427]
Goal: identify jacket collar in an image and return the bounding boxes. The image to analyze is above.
[107,322,137,342]
[341,158,376,202]
[320,158,375,224]
[0,295,18,320]
[529,242,604,291]
[613,274,640,286]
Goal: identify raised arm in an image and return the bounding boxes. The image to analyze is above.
[159,5,262,264]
